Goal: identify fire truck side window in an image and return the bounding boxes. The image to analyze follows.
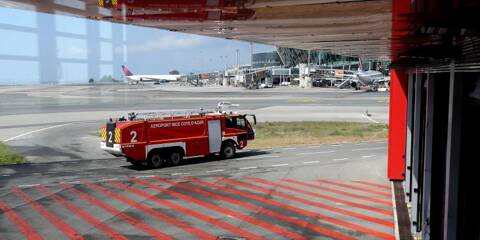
[226,117,246,129]
[226,117,236,128]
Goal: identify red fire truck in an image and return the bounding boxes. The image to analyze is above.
[100,103,256,168]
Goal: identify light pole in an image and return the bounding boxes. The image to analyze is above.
[236,49,240,69]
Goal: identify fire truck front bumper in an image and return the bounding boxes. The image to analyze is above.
[100,142,124,156]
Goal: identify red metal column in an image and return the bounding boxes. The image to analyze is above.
[387,69,408,180]
[388,0,411,180]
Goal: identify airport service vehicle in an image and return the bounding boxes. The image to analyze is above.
[100,102,256,168]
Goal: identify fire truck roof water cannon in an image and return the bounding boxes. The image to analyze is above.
[101,102,256,168]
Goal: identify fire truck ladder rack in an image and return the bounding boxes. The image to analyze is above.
[127,102,240,121]
[128,109,215,121]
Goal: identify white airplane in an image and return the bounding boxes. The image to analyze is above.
[337,60,389,90]
[122,65,181,85]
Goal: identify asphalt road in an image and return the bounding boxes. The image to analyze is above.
[0,84,394,239]
[0,84,389,164]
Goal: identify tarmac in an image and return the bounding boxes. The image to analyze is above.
[0,84,394,239]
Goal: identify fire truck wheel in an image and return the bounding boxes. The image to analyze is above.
[148,153,164,168]
[168,151,183,166]
[221,142,236,159]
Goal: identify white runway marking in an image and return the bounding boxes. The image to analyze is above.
[391,182,400,240]
[361,155,376,158]
[351,147,386,151]
[95,178,118,182]
[302,161,320,164]
[240,155,280,160]
[363,113,380,123]
[61,181,81,185]
[135,175,155,178]
[239,166,258,170]
[296,150,336,156]
[3,123,73,142]
[18,184,40,188]
[282,147,297,150]
[271,163,289,167]
[171,172,191,176]
[1,174,10,177]
[206,169,225,173]
[333,158,349,161]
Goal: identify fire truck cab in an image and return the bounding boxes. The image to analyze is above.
[100,105,256,168]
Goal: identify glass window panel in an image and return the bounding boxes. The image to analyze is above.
[100,42,112,61]
[0,60,39,84]
[0,29,38,56]
[57,62,87,83]
[0,7,36,28]
[55,12,86,35]
[99,21,112,39]
[56,37,87,59]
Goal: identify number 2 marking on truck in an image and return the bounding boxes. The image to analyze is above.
[108,131,113,143]
[130,130,137,143]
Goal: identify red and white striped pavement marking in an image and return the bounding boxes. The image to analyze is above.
[352,180,392,191]
[160,177,356,240]
[1,177,395,240]
[81,181,215,240]
[132,177,310,240]
[105,180,264,240]
[61,183,173,240]
[281,178,393,206]
[247,178,393,216]
[316,179,392,197]
[0,200,43,240]
[182,177,394,240]
[212,177,394,227]
[34,185,128,240]
[11,187,84,240]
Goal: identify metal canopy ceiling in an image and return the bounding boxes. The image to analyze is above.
[0,0,392,60]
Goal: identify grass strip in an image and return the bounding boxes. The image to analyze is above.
[250,121,388,148]
[0,143,25,165]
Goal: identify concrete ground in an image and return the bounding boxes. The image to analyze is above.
[0,84,393,240]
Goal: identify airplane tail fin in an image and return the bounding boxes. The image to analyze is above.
[121,65,134,76]
[358,59,364,72]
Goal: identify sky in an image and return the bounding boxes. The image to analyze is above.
[0,6,274,85]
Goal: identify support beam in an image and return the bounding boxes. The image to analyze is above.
[388,68,408,180]
[37,5,58,84]
[443,63,462,240]
[87,6,100,81]
[388,0,411,181]
[421,74,434,239]
[404,73,414,199]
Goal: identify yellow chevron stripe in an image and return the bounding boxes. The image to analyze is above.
[114,128,121,143]
[101,128,106,141]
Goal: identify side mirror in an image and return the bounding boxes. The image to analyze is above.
[245,114,256,125]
